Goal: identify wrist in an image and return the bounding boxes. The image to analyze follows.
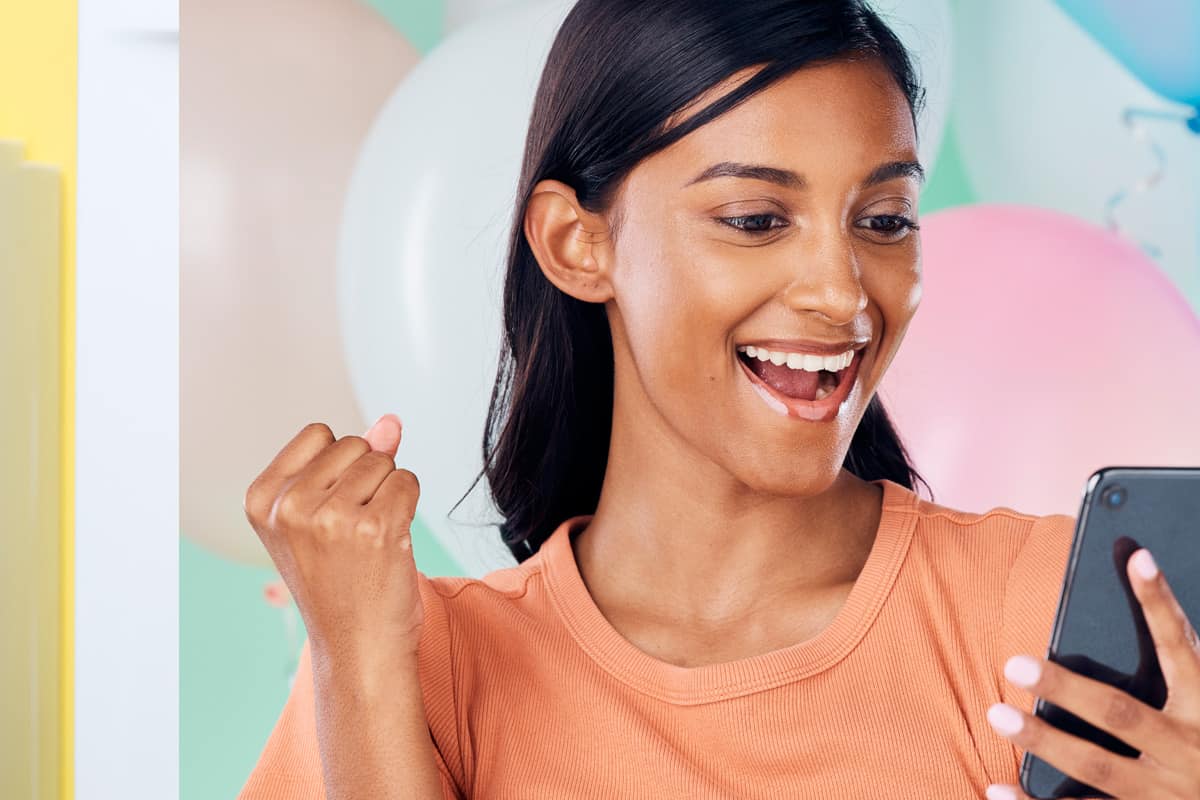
[310,636,422,686]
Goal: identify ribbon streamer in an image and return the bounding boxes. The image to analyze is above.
[1103,106,1197,261]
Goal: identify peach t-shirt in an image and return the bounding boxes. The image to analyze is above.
[238,477,1075,799]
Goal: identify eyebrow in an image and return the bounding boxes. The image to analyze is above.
[683,159,926,190]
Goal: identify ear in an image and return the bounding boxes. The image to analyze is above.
[523,179,615,303]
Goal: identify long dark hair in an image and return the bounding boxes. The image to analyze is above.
[455,0,934,563]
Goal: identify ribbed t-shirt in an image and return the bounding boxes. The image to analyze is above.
[237,477,1076,799]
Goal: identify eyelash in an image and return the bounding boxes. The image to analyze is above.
[718,213,921,241]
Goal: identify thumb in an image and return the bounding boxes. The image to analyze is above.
[363,413,402,458]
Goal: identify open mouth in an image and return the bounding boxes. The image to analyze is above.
[735,345,851,402]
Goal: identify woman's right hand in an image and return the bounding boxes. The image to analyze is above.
[242,414,426,661]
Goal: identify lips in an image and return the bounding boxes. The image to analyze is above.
[737,346,864,423]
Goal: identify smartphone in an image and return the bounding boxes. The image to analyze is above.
[1019,466,1200,799]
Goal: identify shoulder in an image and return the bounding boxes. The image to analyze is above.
[903,487,1075,577]
[414,548,557,664]
[417,550,548,620]
[892,486,1075,646]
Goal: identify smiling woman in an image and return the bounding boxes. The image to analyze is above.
[236,2,1107,799]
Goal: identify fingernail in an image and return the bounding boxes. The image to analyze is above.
[986,785,1018,800]
[1004,655,1041,688]
[1132,549,1158,580]
[987,703,1024,736]
[364,414,401,437]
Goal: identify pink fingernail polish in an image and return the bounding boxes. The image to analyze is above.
[987,703,1024,736]
[1004,655,1041,688]
[986,785,1018,800]
[1132,549,1158,580]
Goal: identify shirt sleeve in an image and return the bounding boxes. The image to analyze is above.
[237,571,467,800]
[996,512,1077,769]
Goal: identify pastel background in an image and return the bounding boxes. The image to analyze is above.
[180,1,1200,798]
[5,0,179,796]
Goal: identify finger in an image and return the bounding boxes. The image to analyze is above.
[363,413,403,456]
[1001,653,1173,757]
[327,449,398,506]
[1128,548,1200,715]
[249,422,335,503]
[367,468,420,537]
[987,701,1144,797]
[284,434,372,510]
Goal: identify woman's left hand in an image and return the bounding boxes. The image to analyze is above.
[985,547,1200,800]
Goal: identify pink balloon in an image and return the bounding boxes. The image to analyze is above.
[880,204,1200,516]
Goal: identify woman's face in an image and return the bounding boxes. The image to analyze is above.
[602,57,924,493]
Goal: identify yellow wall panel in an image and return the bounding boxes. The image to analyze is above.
[0,146,62,800]
[0,0,78,798]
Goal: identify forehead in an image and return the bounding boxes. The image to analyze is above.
[645,58,916,188]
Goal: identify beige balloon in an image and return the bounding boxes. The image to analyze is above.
[181,0,418,565]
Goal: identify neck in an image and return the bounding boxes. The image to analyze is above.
[571,401,885,629]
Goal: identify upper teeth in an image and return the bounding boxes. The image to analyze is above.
[736,345,854,372]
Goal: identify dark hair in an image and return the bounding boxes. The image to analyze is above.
[455,0,934,564]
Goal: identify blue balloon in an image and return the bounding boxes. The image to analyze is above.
[1055,0,1200,119]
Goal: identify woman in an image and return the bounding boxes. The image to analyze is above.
[238,1,1200,798]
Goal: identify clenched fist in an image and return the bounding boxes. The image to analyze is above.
[243,414,426,661]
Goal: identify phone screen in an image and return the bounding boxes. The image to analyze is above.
[1020,466,1200,799]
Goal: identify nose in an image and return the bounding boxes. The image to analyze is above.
[778,225,867,327]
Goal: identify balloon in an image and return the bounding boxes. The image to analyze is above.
[339,0,574,578]
[952,0,1200,310]
[864,0,954,184]
[880,204,1200,517]
[444,0,518,32]
[181,0,418,566]
[1054,0,1200,112]
[338,0,953,576]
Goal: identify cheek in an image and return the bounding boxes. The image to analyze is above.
[863,257,921,375]
[618,249,742,391]
[861,250,920,319]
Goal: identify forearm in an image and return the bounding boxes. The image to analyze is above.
[310,642,445,800]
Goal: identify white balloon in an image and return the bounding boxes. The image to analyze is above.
[338,0,953,577]
[868,0,954,179]
[340,0,576,577]
[444,0,519,32]
[952,0,1200,307]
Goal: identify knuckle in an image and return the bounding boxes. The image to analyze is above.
[363,449,395,467]
[1079,752,1114,786]
[313,499,348,534]
[354,514,383,538]
[273,486,305,523]
[1102,693,1142,731]
[396,468,420,495]
[304,421,334,441]
[243,479,264,520]
[337,434,371,455]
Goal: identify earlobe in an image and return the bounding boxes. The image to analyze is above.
[524,179,614,303]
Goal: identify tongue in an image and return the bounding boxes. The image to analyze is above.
[744,355,821,400]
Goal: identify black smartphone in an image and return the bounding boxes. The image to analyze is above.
[1019,466,1200,799]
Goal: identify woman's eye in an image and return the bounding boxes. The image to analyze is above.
[718,213,789,236]
[858,214,920,241]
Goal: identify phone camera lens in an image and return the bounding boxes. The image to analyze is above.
[1101,485,1126,509]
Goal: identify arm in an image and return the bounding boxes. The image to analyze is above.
[311,643,446,800]
[240,419,466,800]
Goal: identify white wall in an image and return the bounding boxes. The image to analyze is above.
[75,1,179,796]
